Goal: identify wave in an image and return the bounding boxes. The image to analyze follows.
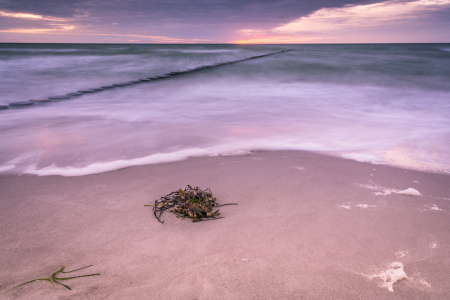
[1,44,449,176]
[23,148,209,176]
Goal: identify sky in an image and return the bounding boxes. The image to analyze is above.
[0,0,449,43]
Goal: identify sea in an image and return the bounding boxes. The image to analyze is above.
[0,43,449,176]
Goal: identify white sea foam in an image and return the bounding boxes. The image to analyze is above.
[338,204,352,209]
[219,160,251,165]
[418,279,431,287]
[338,202,376,209]
[23,148,210,176]
[5,138,346,177]
[395,250,409,258]
[396,188,421,196]
[355,204,376,209]
[341,153,386,164]
[418,204,444,212]
[356,182,422,197]
[356,182,393,196]
[366,262,408,292]
[0,165,15,172]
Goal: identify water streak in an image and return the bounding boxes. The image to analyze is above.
[1,44,449,176]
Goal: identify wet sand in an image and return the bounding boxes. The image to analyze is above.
[1,150,450,299]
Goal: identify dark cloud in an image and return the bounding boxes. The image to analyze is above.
[3,0,447,42]
[0,0,86,17]
[1,0,380,23]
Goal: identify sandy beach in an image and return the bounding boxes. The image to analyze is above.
[1,150,450,299]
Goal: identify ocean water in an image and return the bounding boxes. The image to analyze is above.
[0,43,449,176]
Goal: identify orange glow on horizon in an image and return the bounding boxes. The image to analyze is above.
[231,36,317,44]
[0,11,67,21]
[231,0,450,44]
[0,28,212,43]
[0,11,43,19]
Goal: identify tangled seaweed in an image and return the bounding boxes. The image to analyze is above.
[11,265,100,291]
[146,185,237,223]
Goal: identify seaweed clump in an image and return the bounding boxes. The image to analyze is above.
[147,185,237,223]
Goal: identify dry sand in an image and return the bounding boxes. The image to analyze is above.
[1,150,450,299]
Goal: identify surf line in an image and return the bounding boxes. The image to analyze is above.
[1,50,293,111]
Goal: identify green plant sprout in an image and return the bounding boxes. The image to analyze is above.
[11,265,100,290]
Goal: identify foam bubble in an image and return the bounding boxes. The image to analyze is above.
[418,204,444,212]
[355,204,376,209]
[374,190,392,196]
[338,202,376,209]
[338,204,352,209]
[356,182,392,196]
[368,262,408,292]
[419,279,431,287]
[219,160,251,165]
[395,250,409,258]
[356,182,422,197]
[395,188,421,196]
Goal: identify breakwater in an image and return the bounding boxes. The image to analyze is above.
[0,50,292,110]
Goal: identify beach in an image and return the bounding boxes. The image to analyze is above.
[1,43,450,299]
[1,150,450,299]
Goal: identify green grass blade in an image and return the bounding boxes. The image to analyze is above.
[10,278,52,290]
[51,266,66,278]
[60,265,93,274]
[54,273,100,281]
[52,279,72,290]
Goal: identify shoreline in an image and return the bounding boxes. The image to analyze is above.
[4,147,450,178]
[1,150,450,299]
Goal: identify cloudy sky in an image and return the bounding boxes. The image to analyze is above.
[0,0,449,43]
